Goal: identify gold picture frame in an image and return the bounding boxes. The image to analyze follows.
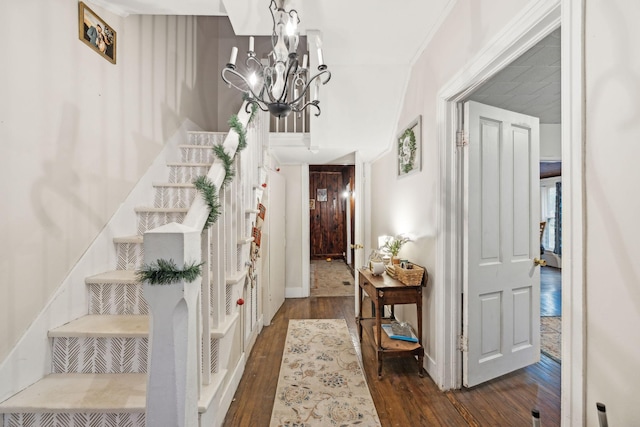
[78,2,116,64]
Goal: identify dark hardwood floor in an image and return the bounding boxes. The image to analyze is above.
[223,296,561,426]
[541,266,562,317]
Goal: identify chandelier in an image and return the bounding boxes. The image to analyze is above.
[221,0,331,119]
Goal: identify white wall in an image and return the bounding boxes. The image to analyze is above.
[0,0,220,364]
[584,1,640,425]
[541,124,561,160]
[370,0,533,378]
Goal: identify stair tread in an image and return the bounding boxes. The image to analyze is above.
[85,270,139,284]
[113,235,143,244]
[152,182,196,188]
[165,162,212,167]
[0,373,146,413]
[134,206,189,213]
[188,131,227,134]
[49,315,148,338]
[178,144,215,149]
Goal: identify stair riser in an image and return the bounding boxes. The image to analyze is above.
[180,147,216,164]
[188,132,226,146]
[136,211,186,234]
[52,337,148,374]
[168,165,211,183]
[116,242,143,270]
[153,186,197,208]
[3,412,145,427]
[88,284,147,315]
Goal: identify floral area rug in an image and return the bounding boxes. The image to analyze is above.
[541,316,561,363]
[270,319,381,426]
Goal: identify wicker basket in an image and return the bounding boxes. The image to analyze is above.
[394,264,425,286]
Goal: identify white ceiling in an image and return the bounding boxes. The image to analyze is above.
[468,29,561,124]
[91,1,560,164]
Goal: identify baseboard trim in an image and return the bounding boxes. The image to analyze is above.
[217,353,247,426]
[285,287,305,298]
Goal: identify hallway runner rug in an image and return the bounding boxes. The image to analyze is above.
[310,259,355,297]
[270,319,381,426]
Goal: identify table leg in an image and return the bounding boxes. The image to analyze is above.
[375,294,383,379]
[358,284,364,341]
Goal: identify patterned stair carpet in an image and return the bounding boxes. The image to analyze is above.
[541,316,561,363]
[310,259,355,297]
[270,319,381,426]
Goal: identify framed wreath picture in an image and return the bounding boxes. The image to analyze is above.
[78,2,117,64]
[397,115,422,177]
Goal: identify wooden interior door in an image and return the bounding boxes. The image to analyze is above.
[309,166,353,259]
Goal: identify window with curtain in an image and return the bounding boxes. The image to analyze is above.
[540,177,561,253]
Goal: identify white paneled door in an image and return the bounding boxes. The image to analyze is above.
[463,101,541,387]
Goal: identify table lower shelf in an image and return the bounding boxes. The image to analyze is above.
[358,318,424,378]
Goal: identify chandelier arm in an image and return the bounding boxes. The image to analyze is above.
[289,69,331,105]
[246,100,269,113]
[288,9,300,25]
[246,55,263,69]
[269,0,279,48]
[294,100,321,117]
[261,65,278,104]
[221,67,252,93]
[275,58,299,103]
[221,67,270,105]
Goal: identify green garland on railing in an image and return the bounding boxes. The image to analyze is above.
[228,114,248,152]
[247,103,258,126]
[213,144,235,189]
[193,175,222,228]
[137,258,203,285]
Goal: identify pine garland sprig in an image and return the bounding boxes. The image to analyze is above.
[241,94,259,128]
[193,175,222,228]
[247,103,258,126]
[212,144,235,189]
[228,114,248,152]
[137,258,203,285]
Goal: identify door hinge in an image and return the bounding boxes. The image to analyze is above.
[458,335,468,352]
[456,130,468,147]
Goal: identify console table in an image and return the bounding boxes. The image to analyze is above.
[357,267,425,379]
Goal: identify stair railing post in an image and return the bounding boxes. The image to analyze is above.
[143,222,201,427]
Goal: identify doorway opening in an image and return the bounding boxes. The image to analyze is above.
[309,165,355,297]
[461,28,563,374]
[469,33,565,347]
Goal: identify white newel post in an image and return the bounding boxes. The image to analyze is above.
[143,222,201,427]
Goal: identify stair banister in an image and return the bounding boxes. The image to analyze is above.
[182,103,250,231]
[143,102,253,427]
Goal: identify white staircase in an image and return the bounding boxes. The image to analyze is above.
[0,113,266,426]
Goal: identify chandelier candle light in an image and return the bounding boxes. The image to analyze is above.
[221,0,331,118]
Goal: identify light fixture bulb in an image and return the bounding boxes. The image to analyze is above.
[286,19,296,37]
[249,73,258,87]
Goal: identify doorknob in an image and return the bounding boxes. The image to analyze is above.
[533,257,547,267]
[350,244,363,249]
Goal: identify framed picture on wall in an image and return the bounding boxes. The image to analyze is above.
[397,115,422,177]
[78,2,117,64]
